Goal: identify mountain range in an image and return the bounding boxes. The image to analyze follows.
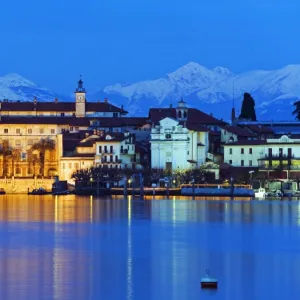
[2,63,300,121]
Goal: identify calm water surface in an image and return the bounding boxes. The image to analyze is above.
[0,195,300,300]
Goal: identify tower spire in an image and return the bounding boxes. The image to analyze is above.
[76,75,85,92]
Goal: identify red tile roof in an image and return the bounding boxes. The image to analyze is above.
[0,101,127,114]
[148,108,226,126]
[0,116,91,126]
[222,125,257,137]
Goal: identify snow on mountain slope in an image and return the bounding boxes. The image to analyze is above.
[97,62,300,120]
[0,73,69,102]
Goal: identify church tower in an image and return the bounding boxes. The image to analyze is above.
[75,76,86,117]
[176,98,188,121]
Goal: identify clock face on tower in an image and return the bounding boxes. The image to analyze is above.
[78,96,83,101]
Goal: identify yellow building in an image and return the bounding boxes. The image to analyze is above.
[0,79,128,179]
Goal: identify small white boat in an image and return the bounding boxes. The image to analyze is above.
[201,270,218,289]
[254,188,266,198]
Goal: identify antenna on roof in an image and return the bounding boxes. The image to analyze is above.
[231,81,236,125]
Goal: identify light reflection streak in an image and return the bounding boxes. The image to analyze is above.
[90,195,93,223]
[127,197,133,300]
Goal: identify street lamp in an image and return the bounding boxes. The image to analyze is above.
[128,178,132,188]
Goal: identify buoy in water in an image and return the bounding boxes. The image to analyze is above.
[201,269,218,289]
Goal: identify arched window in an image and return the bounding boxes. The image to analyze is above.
[178,111,182,119]
[183,111,187,118]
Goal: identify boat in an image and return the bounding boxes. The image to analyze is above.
[0,188,6,195]
[28,188,51,195]
[201,270,218,289]
[254,187,266,198]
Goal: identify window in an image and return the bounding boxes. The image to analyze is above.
[165,133,171,139]
[249,160,252,166]
[249,148,252,154]
[70,126,74,131]
[279,148,283,156]
[110,146,113,153]
[229,148,232,155]
[241,148,244,154]
[99,146,102,153]
[16,167,21,175]
[61,112,65,116]
[229,160,232,164]
[115,155,118,162]
[241,160,244,166]
[187,151,189,155]
[4,129,8,134]
[15,140,21,146]
[224,130,226,135]
[104,146,107,153]
[110,155,113,162]
[27,139,33,146]
[16,129,20,134]
[120,145,123,153]
[28,129,32,134]
[75,163,79,169]
[110,165,113,168]
[68,163,72,168]
[40,128,44,134]
[113,113,118,117]
[75,127,79,131]
[62,163,65,169]
[51,129,55,134]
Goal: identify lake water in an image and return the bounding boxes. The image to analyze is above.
[0,195,300,300]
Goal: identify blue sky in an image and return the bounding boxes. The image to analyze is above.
[0,0,299,94]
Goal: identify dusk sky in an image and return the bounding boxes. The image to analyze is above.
[0,0,299,94]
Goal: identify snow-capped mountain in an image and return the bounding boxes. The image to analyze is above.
[93,62,300,120]
[0,73,70,102]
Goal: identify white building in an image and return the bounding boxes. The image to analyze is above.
[150,116,209,171]
[223,135,300,179]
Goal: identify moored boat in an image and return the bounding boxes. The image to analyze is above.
[28,188,51,195]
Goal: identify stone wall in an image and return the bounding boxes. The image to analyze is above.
[0,177,54,194]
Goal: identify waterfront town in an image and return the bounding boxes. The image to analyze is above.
[0,78,300,196]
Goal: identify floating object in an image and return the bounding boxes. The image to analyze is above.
[201,269,218,289]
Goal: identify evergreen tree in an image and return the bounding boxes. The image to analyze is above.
[293,101,300,120]
[239,92,257,121]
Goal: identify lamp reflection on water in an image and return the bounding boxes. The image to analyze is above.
[127,197,133,299]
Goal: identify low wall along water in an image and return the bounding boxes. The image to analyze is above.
[0,178,54,194]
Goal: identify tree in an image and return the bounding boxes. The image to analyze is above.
[31,138,55,176]
[293,100,300,120]
[239,93,257,121]
[0,142,12,177]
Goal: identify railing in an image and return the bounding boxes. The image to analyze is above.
[259,154,300,160]
[259,165,300,170]
[180,183,252,189]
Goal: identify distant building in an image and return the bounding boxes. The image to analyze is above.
[150,99,224,171]
[223,135,300,180]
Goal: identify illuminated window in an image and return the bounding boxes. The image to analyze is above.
[4,129,8,134]
[16,128,21,134]
[28,129,32,134]
[40,128,44,134]
[51,129,55,134]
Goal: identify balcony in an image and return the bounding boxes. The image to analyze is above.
[258,154,299,160]
[258,164,300,170]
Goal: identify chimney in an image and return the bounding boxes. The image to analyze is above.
[170,103,172,108]
[54,98,58,103]
[104,98,108,103]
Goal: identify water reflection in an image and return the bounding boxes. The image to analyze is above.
[1,196,300,299]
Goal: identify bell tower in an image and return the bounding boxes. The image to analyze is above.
[176,98,188,121]
[75,76,86,117]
